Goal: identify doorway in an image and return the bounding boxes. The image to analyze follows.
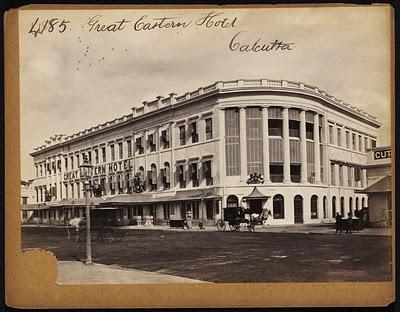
[294,195,303,223]
[248,199,263,215]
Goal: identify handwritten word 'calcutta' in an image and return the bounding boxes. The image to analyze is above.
[28,18,70,37]
[229,31,294,53]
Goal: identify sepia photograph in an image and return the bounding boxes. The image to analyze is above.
[9,4,394,307]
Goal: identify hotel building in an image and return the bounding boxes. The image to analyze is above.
[22,79,381,226]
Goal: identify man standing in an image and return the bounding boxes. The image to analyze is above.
[335,212,342,234]
[346,212,353,234]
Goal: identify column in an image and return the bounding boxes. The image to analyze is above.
[361,169,367,188]
[343,165,348,187]
[262,107,270,183]
[361,134,366,153]
[239,107,247,180]
[219,109,226,186]
[56,155,61,200]
[300,110,308,183]
[350,167,355,188]
[355,133,359,152]
[314,113,321,184]
[45,158,49,195]
[334,163,340,186]
[169,124,175,188]
[341,125,346,147]
[282,108,291,183]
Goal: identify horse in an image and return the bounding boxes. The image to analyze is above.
[66,217,86,242]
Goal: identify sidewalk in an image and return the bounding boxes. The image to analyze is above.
[57,261,209,284]
[120,224,392,236]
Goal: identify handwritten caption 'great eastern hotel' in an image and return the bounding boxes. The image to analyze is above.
[27,11,295,53]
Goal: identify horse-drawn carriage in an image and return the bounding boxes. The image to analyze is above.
[216,207,268,232]
[67,209,124,242]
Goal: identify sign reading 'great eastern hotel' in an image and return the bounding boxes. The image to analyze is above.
[63,159,133,180]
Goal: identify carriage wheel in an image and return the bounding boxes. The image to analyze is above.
[247,224,255,232]
[216,219,226,232]
[229,224,240,232]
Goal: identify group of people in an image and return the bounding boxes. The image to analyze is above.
[335,211,363,234]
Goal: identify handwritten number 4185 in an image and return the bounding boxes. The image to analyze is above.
[28,18,70,37]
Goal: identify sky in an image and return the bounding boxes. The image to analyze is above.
[19,6,392,180]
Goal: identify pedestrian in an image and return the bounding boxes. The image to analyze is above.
[335,212,342,234]
[346,212,353,234]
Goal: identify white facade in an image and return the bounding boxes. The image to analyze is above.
[27,79,381,225]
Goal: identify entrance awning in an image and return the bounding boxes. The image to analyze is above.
[363,175,391,193]
[243,187,271,200]
[21,203,48,211]
[102,188,221,205]
[45,197,105,207]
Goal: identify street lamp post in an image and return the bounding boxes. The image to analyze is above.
[79,155,93,265]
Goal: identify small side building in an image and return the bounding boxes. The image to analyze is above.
[363,146,392,227]
[21,180,36,223]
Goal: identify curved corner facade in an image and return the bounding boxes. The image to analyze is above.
[26,79,381,226]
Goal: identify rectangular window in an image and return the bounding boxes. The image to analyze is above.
[337,128,342,146]
[365,137,369,150]
[358,135,362,152]
[306,141,315,183]
[136,137,144,155]
[270,164,283,183]
[127,140,132,157]
[162,166,171,190]
[329,125,334,144]
[290,164,301,183]
[40,164,43,176]
[70,156,74,170]
[178,164,186,188]
[76,155,80,167]
[330,163,335,185]
[225,108,240,176]
[35,166,38,177]
[289,120,300,138]
[371,139,376,148]
[191,122,198,143]
[352,133,356,150]
[110,144,115,161]
[161,130,170,149]
[102,147,106,163]
[306,123,314,140]
[71,184,74,198]
[190,163,199,187]
[205,118,213,140]
[339,165,343,186]
[346,131,350,149]
[203,160,213,186]
[22,197,28,205]
[118,142,123,159]
[246,107,263,174]
[355,167,361,182]
[88,151,92,163]
[179,125,186,146]
[268,119,282,136]
[348,166,352,186]
[148,134,156,152]
[95,149,99,164]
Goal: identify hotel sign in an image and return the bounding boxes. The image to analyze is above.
[63,159,133,180]
[374,149,391,160]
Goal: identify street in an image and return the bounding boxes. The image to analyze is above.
[22,227,392,283]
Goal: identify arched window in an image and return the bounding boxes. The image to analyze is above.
[340,196,345,216]
[163,162,171,190]
[356,197,359,211]
[273,195,284,219]
[362,197,366,209]
[349,197,353,216]
[332,196,337,217]
[311,195,318,219]
[323,196,327,219]
[227,195,239,208]
[294,195,303,223]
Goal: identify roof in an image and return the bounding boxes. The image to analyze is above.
[364,175,391,193]
[243,187,271,200]
[45,197,105,207]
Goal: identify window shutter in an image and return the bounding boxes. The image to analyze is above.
[165,167,170,183]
